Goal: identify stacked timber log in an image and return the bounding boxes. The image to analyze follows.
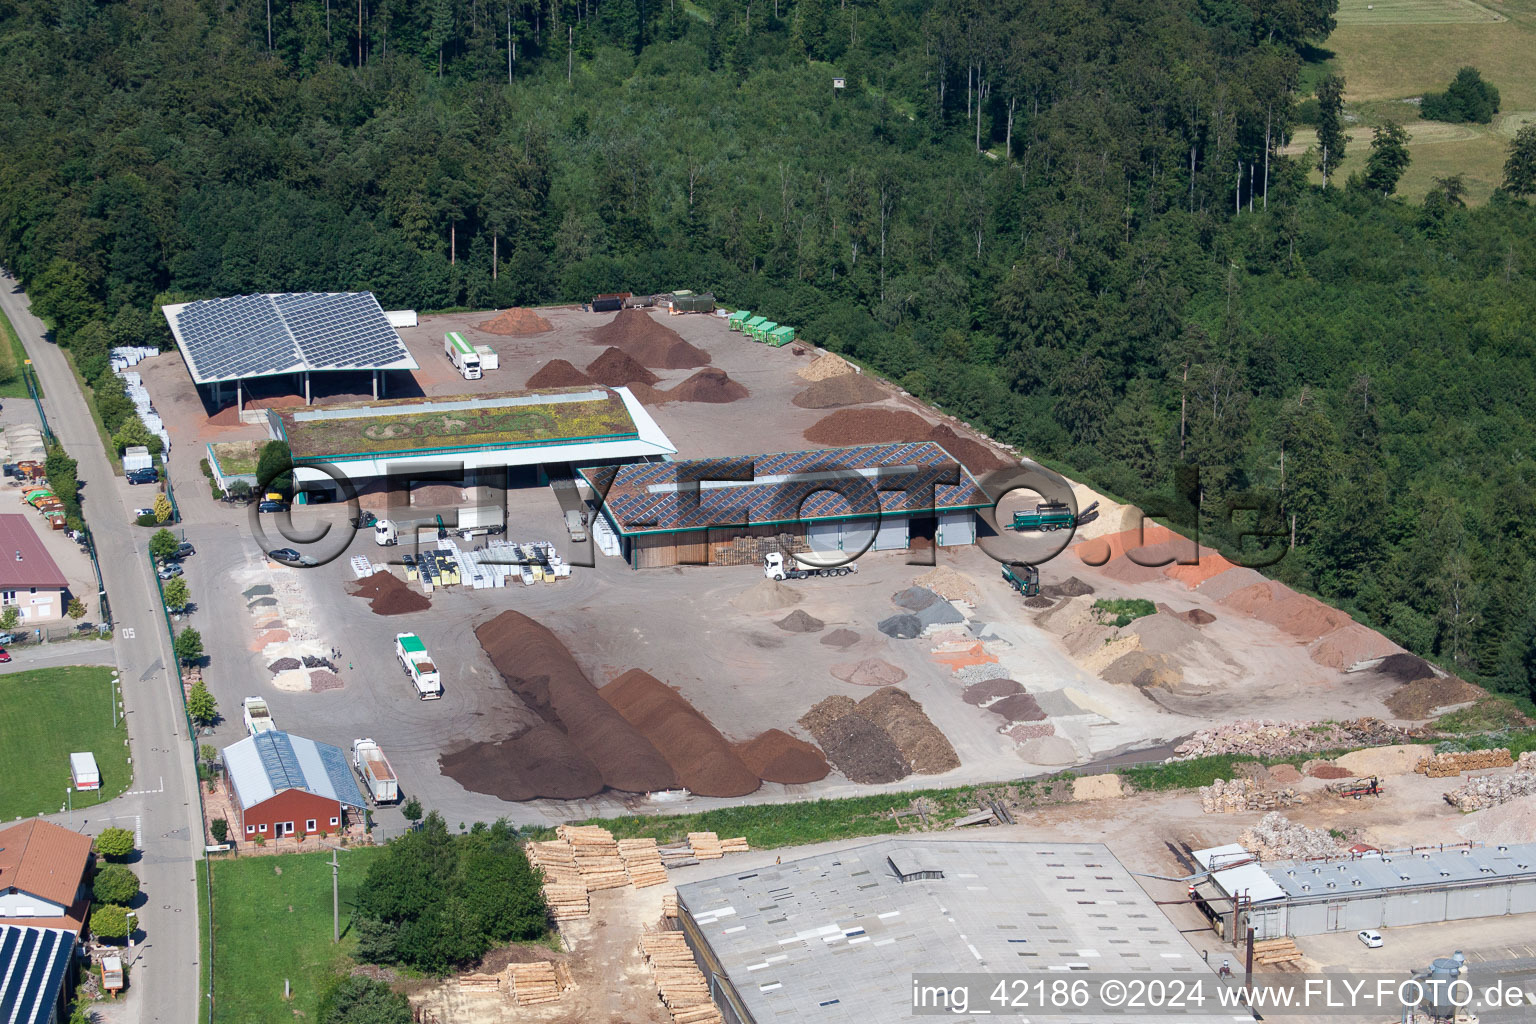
[619,837,670,888]
[528,839,589,919]
[662,892,679,918]
[543,884,590,920]
[640,930,723,1024]
[1253,938,1303,967]
[719,836,750,854]
[659,841,698,868]
[688,832,724,859]
[559,825,629,890]
[1416,749,1513,778]
[458,972,501,993]
[508,961,562,1006]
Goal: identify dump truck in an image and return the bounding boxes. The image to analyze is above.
[763,551,858,580]
[242,695,277,735]
[395,632,443,699]
[444,331,482,379]
[352,738,400,804]
[1001,561,1040,597]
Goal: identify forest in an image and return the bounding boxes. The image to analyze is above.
[0,0,1534,699]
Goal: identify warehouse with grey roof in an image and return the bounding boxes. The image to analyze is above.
[673,838,1213,1024]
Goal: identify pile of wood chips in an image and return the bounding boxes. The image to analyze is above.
[640,930,724,1024]
[619,837,670,888]
[559,825,629,890]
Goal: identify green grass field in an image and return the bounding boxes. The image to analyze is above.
[209,846,384,1024]
[0,666,128,820]
[0,303,35,399]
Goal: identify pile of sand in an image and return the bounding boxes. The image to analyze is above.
[798,353,855,381]
[348,571,430,616]
[1386,676,1486,719]
[1072,774,1124,801]
[598,669,760,798]
[586,347,660,387]
[820,628,860,648]
[732,580,801,612]
[831,658,908,687]
[665,368,748,403]
[853,687,959,774]
[1334,744,1426,778]
[1458,794,1536,845]
[793,374,889,408]
[734,730,830,784]
[478,307,553,335]
[589,310,710,368]
[1194,566,1268,600]
[1220,580,1352,641]
[465,611,677,797]
[1309,623,1403,669]
[776,609,825,633]
[525,359,593,388]
[913,566,978,603]
[1018,735,1077,765]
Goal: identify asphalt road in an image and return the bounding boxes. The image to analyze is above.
[0,271,203,1024]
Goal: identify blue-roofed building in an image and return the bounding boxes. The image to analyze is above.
[221,731,366,845]
[580,442,993,568]
[0,926,76,1024]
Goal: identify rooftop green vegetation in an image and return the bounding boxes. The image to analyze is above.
[208,439,263,477]
[278,390,636,459]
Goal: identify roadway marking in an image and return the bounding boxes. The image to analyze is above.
[121,627,135,639]
[124,777,164,797]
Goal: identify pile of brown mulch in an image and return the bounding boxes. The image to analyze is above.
[665,368,748,403]
[799,695,858,737]
[588,310,710,368]
[1023,595,1055,609]
[466,611,677,797]
[586,347,660,387]
[963,679,1024,706]
[792,374,889,409]
[987,693,1048,722]
[348,571,430,616]
[1385,675,1487,719]
[477,307,553,335]
[813,713,911,784]
[853,687,959,774]
[802,410,1009,474]
[1376,653,1442,684]
[1308,764,1354,779]
[621,382,671,405]
[598,669,760,798]
[268,657,301,673]
[440,726,604,802]
[525,359,593,389]
[928,424,1009,473]
[776,609,825,633]
[819,628,860,648]
[734,730,830,784]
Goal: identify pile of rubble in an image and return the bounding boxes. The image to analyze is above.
[1445,771,1536,811]
[1239,813,1343,860]
[1416,748,1513,778]
[1176,718,1406,760]
[1199,777,1299,813]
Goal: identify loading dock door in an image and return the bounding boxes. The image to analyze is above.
[875,515,908,551]
[806,520,841,553]
[937,511,976,547]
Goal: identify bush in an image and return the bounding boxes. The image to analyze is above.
[0,607,20,632]
[67,598,86,618]
[94,827,135,859]
[1421,67,1500,123]
[92,863,139,905]
[90,903,130,941]
[256,440,292,493]
[210,818,229,844]
[1092,598,1157,624]
[135,513,158,527]
[153,494,172,524]
[318,976,412,1024]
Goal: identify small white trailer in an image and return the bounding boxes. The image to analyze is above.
[70,751,100,791]
[242,695,277,735]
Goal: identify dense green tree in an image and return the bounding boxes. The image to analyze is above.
[186,681,217,725]
[112,417,164,456]
[162,577,189,612]
[174,628,204,666]
[1361,122,1411,196]
[92,864,140,905]
[89,904,130,941]
[256,440,293,493]
[1504,125,1536,196]
[94,827,135,859]
[319,976,413,1024]
[1421,67,1500,124]
[149,529,179,562]
[1314,74,1347,187]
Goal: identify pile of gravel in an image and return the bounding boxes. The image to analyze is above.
[878,613,924,639]
[956,662,1011,684]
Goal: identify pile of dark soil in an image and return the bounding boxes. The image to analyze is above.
[776,609,825,633]
[877,613,923,639]
[815,713,911,783]
[792,374,889,409]
[588,310,710,368]
[1376,653,1441,684]
[1385,675,1487,719]
[348,571,430,616]
[1183,608,1217,625]
[853,687,959,774]
[665,368,748,403]
[586,347,660,387]
[1023,595,1055,609]
[734,730,830,784]
[440,726,604,802]
[477,307,552,335]
[1042,577,1095,598]
[819,628,860,648]
[268,657,301,672]
[804,408,934,446]
[525,359,592,389]
[598,669,760,798]
[472,611,676,795]
[987,693,1048,722]
[963,679,1024,705]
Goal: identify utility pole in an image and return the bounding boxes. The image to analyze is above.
[330,849,341,943]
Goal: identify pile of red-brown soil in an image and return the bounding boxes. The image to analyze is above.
[1220,581,1353,642]
[478,307,553,335]
[621,382,671,406]
[1385,675,1488,719]
[802,410,1009,474]
[665,368,748,404]
[793,374,889,409]
[440,726,605,802]
[776,610,825,633]
[525,359,593,389]
[586,347,660,387]
[597,669,760,798]
[348,571,430,615]
[734,730,831,784]
[986,693,1047,722]
[928,424,1009,473]
[1307,763,1353,779]
[831,658,908,687]
[588,310,710,369]
[473,611,676,795]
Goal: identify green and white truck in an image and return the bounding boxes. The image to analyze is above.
[395,632,443,699]
[444,331,482,379]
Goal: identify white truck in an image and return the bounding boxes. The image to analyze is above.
[374,518,399,545]
[242,695,277,735]
[395,632,443,699]
[444,331,482,379]
[352,738,400,804]
[763,550,858,580]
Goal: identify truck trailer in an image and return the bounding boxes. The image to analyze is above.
[395,632,443,699]
[352,738,400,803]
[242,695,277,735]
[763,550,858,580]
[444,332,482,379]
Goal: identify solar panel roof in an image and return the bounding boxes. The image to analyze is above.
[580,442,991,536]
[0,926,74,1024]
[163,292,419,384]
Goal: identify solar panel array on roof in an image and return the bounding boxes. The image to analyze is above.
[0,925,75,1024]
[582,442,990,535]
[168,292,415,383]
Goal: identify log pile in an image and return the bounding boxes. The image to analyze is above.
[719,836,750,854]
[688,832,724,859]
[662,892,679,918]
[1445,771,1536,811]
[619,837,670,888]
[542,884,590,921]
[640,930,723,1024]
[458,972,501,993]
[1416,749,1513,778]
[1253,938,1303,966]
[528,840,589,919]
[559,825,629,890]
[508,961,563,1006]
[659,841,698,868]
[1238,813,1342,860]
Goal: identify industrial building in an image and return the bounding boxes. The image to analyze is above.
[1196,841,1536,939]
[0,925,77,1024]
[581,442,991,568]
[674,838,1212,1024]
[163,291,419,410]
[222,731,366,843]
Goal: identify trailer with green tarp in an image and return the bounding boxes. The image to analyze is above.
[669,290,716,313]
[728,310,753,331]
[766,325,796,346]
[742,316,769,337]
[750,321,779,341]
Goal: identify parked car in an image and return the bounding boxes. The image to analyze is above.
[126,468,159,485]
[156,562,183,580]
[0,633,14,645]
[133,507,155,518]
[257,500,288,514]
[1357,930,1384,948]
[267,548,300,562]
[174,542,195,558]
[75,622,95,633]
[0,649,11,663]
